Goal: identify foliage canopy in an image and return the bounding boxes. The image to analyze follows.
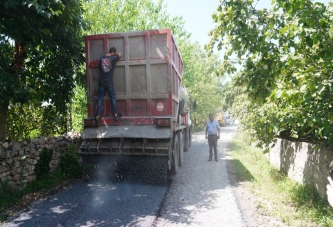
[207,0,333,149]
[0,0,86,140]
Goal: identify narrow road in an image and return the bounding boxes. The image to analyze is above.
[2,125,245,227]
[154,125,245,227]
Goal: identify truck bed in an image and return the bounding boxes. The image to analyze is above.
[84,29,183,124]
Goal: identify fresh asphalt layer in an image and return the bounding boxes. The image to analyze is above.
[2,125,246,227]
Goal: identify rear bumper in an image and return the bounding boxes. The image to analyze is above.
[82,125,172,140]
[80,126,172,156]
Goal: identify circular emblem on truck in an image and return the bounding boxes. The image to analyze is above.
[156,102,164,112]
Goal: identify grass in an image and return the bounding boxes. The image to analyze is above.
[193,124,204,133]
[0,145,81,222]
[230,130,333,227]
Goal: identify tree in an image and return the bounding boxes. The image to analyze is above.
[179,41,222,127]
[207,0,333,149]
[82,0,190,40]
[0,0,86,141]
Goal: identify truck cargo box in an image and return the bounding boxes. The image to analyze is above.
[84,29,183,127]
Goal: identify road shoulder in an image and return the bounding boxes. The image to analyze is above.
[225,143,288,227]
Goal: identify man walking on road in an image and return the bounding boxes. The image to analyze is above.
[205,113,220,162]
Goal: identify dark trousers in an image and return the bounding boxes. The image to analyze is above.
[208,135,218,159]
[97,82,117,115]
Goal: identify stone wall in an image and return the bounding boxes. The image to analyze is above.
[0,132,82,189]
[267,139,333,198]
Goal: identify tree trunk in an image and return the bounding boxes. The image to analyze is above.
[0,101,9,142]
[0,41,28,141]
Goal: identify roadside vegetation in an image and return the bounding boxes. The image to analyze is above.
[231,130,333,227]
[0,145,81,222]
[208,0,333,150]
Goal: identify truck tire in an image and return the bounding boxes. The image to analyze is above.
[177,131,184,166]
[189,126,192,148]
[184,128,189,151]
[170,134,179,175]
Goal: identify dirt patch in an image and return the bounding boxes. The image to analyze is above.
[225,146,288,227]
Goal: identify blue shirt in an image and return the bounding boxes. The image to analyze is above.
[206,119,220,135]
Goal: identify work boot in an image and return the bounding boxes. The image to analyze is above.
[115,113,122,120]
[95,115,101,126]
[208,158,212,161]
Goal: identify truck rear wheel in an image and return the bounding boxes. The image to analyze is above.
[177,131,184,166]
[189,126,192,148]
[184,128,189,151]
[170,134,179,175]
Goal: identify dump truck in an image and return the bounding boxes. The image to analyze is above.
[216,111,226,126]
[216,111,232,127]
[79,29,194,185]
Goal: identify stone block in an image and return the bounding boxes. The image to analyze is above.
[31,138,40,145]
[56,137,64,142]
[22,170,28,177]
[15,167,22,174]
[19,149,24,156]
[2,171,10,177]
[50,160,58,165]
[27,175,36,182]
[14,160,21,168]
[6,151,14,158]
[27,159,37,165]
[13,174,21,181]
[6,158,13,164]
[37,145,45,150]
[2,142,9,149]
[8,180,17,189]
[40,138,46,145]
[29,148,35,153]
[47,137,56,144]
[28,169,35,175]
[13,142,21,152]
[30,153,37,159]
[20,160,27,167]
[0,166,7,173]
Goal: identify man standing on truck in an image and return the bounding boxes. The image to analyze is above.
[96,47,122,122]
[205,113,220,162]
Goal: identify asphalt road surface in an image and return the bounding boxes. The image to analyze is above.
[2,125,246,227]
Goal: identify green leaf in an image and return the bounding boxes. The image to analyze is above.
[275,89,283,98]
